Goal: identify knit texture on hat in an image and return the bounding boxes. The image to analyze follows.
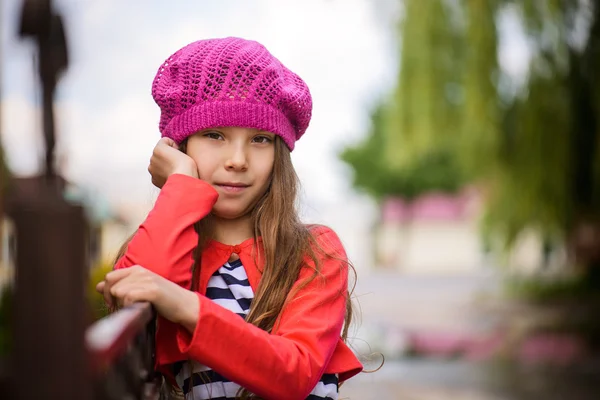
[151,37,312,150]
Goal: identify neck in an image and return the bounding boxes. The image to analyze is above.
[212,213,254,245]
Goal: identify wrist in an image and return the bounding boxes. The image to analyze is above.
[171,171,197,180]
[173,160,198,179]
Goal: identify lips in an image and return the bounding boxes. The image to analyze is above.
[215,182,250,193]
[216,182,250,188]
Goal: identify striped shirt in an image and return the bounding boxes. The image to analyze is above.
[173,258,339,399]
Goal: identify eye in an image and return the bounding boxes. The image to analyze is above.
[203,131,224,140]
[252,135,273,144]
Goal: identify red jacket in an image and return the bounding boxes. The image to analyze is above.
[115,174,363,399]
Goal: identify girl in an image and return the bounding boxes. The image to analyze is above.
[96,37,362,400]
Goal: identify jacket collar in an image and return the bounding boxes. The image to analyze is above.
[198,237,264,294]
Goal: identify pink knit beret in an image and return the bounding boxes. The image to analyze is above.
[151,37,312,151]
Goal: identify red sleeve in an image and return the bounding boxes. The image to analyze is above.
[114,174,218,288]
[176,227,349,400]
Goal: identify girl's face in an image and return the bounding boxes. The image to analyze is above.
[186,127,275,220]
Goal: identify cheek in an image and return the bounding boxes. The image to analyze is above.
[255,159,274,188]
[193,159,213,180]
[187,152,216,180]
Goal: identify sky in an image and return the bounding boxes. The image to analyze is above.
[1,0,400,271]
[0,0,530,272]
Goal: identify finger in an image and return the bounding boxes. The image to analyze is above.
[109,271,145,300]
[104,268,132,284]
[109,279,130,306]
[157,137,177,151]
[123,290,146,307]
[162,137,178,148]
[103,279,113,308]
[103,268,134,307]
[96,281,105,294]
[111,281,152,309]
[152,140,171,159]
[158,141,185,158]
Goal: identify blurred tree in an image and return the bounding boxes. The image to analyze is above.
[385,0,467,163]
[477,1,600,280]
[341,102,464,201]
[341,0,600,278]
[341,0,465,201]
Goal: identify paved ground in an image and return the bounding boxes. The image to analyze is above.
[340,360,507,400]
[341,359,600,399]
[347,270,505,357]
[338,271,600,400]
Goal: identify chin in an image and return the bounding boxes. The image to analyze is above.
[212,207,249,220]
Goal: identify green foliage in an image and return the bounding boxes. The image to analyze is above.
[505,274,600,303]
[478,1,599,251]
[460,0,502,178]
[341,103,464,200]
[386,0,466,166]
[481,73,571,248]
[89,261,113,320]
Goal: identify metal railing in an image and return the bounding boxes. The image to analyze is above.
[87,302,160,400]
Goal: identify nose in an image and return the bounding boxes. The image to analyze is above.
[224,142,248,171]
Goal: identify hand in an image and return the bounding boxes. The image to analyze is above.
[148,137,199,188]
[96,265,199,329]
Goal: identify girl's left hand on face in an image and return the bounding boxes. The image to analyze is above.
[95,266,198,325]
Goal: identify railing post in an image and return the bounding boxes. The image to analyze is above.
[8,182,92,400]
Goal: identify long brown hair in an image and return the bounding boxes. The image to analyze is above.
[114,136,357,399]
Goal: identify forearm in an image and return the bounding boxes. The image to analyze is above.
[179,290,200,332]
[115,174,218,287]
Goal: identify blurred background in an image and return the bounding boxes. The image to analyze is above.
[1,0,600,399]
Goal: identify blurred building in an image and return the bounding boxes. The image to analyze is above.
[374,189,557,275]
